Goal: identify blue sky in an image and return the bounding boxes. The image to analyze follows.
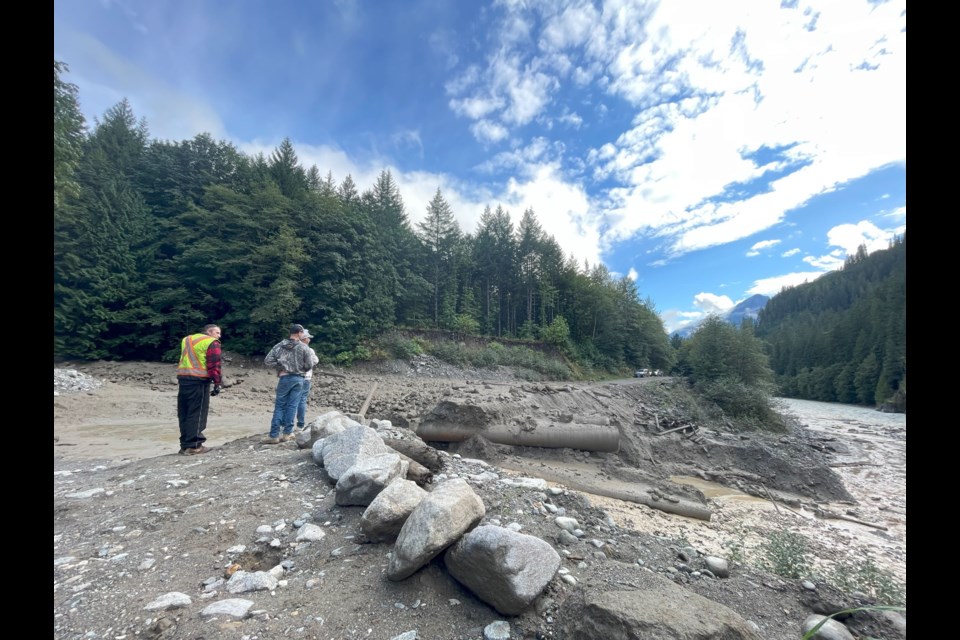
[54,0,906,334]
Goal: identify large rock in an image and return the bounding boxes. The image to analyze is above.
[444,525,560,615]
[387,478,485,581]
[316,424,392,481]
[361,479,428,542]
[801,615,856,640]
[335,453,408,506]
[297,410,362,449]
[558,572,761,640]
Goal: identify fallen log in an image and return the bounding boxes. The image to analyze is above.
[655,424,697,436]
[314,370,347,379]
[591,485,712,521]
[379,435,444,472]
[381,446,433,487]
[358,382,379,419]
[827,461,878,468]
[815,508,888,531]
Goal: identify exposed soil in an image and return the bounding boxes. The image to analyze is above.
[53,355,907,640]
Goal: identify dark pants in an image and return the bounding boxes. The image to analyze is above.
[178,378,211,450]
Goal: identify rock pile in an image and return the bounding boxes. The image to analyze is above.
[54,368,105,396]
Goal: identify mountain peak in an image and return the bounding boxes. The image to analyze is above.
[672,294,769,338]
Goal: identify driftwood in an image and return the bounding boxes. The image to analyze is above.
[380,435,444,472]
[358,382,379,419]
[828,461,878,468]
[655,424,697,436]
[761,483,782,515]
[314,370,347,379]
[597,486,711,521]
[815,508,888,531]
[381,445,433,487]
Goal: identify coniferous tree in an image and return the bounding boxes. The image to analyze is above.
[54,60,86,209]
[54,99,153,358]
[472,205,515,336]
[416,188,461,327]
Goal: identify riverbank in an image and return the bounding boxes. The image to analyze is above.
[54,360,906,639]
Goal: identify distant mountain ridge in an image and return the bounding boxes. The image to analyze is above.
[672,294,770,338]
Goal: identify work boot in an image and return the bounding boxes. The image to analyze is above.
[180,445,210,455]
[260,436,280,445]
[279,434,295,442]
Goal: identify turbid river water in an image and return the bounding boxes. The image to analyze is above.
[679,397,906,584]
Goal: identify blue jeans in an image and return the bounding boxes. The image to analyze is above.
[296,378,313,428]
[269,374,305,438]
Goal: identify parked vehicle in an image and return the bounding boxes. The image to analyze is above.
[634,369,650,378]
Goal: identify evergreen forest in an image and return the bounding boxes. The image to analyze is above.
[53,61,674,373]
[53,60,905,412]
[755,236,906,410]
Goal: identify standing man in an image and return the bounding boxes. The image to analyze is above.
[263,323,314,444]
[177,323,222,455]
[296,328,320,430]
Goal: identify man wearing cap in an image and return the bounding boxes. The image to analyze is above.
[262,324,315,444]
[176,323,222,455]
[296,328,320,430]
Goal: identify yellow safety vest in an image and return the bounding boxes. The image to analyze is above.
[177,334,216,378]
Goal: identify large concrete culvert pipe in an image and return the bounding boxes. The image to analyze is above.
[416,421,620,453]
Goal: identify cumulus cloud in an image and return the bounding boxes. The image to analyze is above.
[826,220,900,255]
[692,292,735,314]
[747,271,830,297]
[471,119,510,143]
[627,267,638,281]
[746,238,782,256]
[781,248,801,257]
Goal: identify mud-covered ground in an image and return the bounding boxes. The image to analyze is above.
[53,355,907,639]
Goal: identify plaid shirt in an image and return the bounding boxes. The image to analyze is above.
[206,340,222,385]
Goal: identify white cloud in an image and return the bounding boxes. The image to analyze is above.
[471,120,510,143]
[660,308,705,335]
[55,29,225,142]
[746,238,782,256]
[390,130,424,159]
[501,163,601,265]
[692,292,734,314]
[429,29,460,70]
[747,271,830,297]
[750,239,782,252]
[882,205,906,223]
[627,267,638,281]
[781,248,801,258]
[826,220,901,256]
[475,137,559,174]
[449,95,504,120]
[557,110,583,128]
[803,252,845,271]
[580,0,905,259]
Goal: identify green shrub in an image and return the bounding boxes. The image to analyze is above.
[427,341,470,366]
[825,557,905,606]
[695,377,785,430]
[380,333,424,360]
[759,530,812,579]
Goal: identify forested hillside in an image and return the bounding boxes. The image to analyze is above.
[756,235,906,410]
[53,61,673,372]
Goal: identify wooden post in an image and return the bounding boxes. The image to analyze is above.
[358,382,379,419]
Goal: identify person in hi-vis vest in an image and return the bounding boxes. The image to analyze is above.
[176,324,222,455]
